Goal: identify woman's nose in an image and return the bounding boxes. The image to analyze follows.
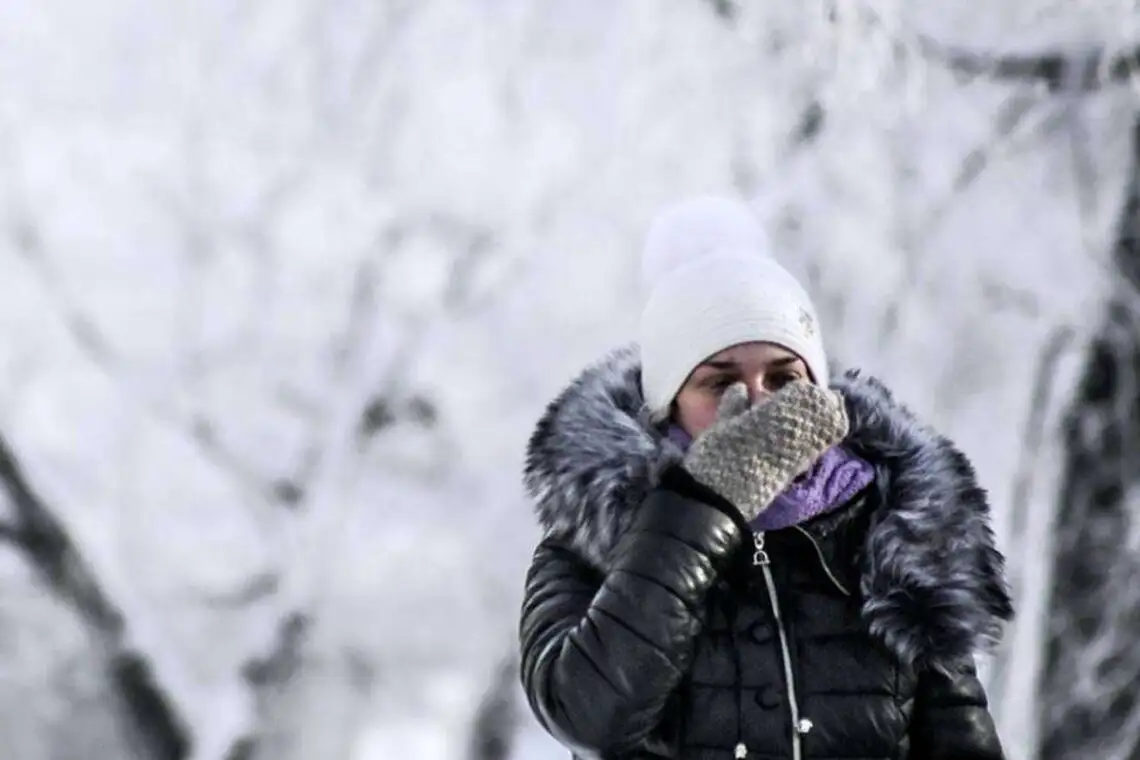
[746,380,771,406]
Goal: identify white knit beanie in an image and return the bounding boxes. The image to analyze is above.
[638,196,828,419]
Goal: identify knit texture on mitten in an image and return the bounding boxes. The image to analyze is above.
[683,382,849,522]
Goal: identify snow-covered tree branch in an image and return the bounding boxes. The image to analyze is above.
[0,428,189,759]
[1039,113,1140,760]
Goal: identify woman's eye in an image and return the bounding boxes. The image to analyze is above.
[768,373,801,389]
[708,376,735,391]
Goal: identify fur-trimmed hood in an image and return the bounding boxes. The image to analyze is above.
[523,345,1013,671]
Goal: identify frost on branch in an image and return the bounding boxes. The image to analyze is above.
[0,430,188,759]
[1040,115,1140,760]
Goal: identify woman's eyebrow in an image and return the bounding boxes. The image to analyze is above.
[699,360,738,371]
[700,356,799,371]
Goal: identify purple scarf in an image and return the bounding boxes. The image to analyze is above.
[667,424,875,531]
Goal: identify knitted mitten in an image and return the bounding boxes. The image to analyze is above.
[683,381,849,522]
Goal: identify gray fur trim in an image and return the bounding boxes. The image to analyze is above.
[523,346,685,573]
[522,345,1014,671]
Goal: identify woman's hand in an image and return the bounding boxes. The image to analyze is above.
[683,381,849,521]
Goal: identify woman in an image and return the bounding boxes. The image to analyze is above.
[518,197,1013,759]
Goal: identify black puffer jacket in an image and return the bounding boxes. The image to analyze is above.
[519,347,1013,760]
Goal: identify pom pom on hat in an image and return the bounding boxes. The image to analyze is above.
[639,195,773,291]
[636,196,828,419]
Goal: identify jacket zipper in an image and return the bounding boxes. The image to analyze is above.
[734,531,813,760]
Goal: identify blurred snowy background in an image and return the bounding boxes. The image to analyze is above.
[0,1,1139,759]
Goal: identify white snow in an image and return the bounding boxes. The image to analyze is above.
[0,1,1135,759]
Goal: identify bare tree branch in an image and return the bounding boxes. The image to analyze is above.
[848,2,1140,92]
[225,613,311,760]
[0,428,189,759]
[232,613,379,760]
[1008,326,1079,547]
[232,205,512,758]
[240,612,311,695]
[986,325,1078,719]
[285,209,502,501]
[1039,112,1140,760]
[918,36,1140,92]
[2,191,293,516]
[182,572,281,611]
[877,91,1051,338]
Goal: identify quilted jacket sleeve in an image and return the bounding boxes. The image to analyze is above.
[518,474,742,757]
[909,657,1005,760]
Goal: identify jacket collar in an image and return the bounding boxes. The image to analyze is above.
[523,345,1013,671]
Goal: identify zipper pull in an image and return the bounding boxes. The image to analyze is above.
[752,531,770,566]
[734,742,748,758]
